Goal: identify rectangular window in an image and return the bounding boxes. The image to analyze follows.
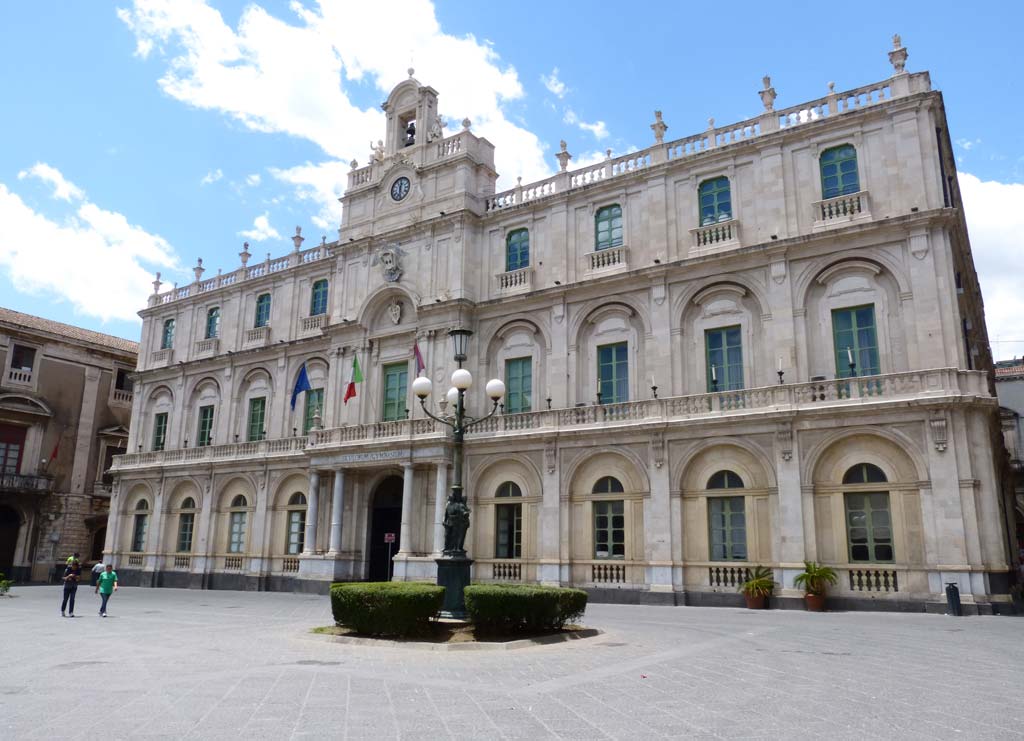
[381,363,408,422]
[504,357,532,413]
[595,205,623,250]
[303,388,324,434]
[115,368,134,392]
[247,397,266,442]
[205,307,220,339]
[593,500,625,558]
[845,492,893,562]
[228,511,247,553]
[506,229,530,272]
[287,510,306,555]
[254,294,271,328]
[152,412,168,452]
[832,305,880,378]
[101,446,125,487]
[10,344,36,371]
[0,424,27,474]
[310,280,329,316]
[131,514,148,552]
[598,342,628,404]
[161,319,175,350]
[705,326,744,391]
[820,145,860,199]
[699,176,732,225]
[177,513,195,553]
[708,497,747,561]
[196,405,214,447]
[495,503,522,559]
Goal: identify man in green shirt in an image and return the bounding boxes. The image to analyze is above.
[94,564,118,617]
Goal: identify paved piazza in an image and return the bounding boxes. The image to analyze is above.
[2,586,1022,740]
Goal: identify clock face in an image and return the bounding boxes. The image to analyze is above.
[390,176,410,202]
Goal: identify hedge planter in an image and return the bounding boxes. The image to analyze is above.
[464,584,587,633]
[330,582,444,637]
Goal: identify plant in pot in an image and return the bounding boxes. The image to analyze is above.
[793,561,838,612]
[738,566,775,609]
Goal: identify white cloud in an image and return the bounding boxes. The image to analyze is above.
[245,173,261,187]
[118,0,553,216]
[0,165,180,323]
[958,172,1024,360]
[563,109,609,140]
[17,163,86,202]
[239,212,280,242]
[540,67,567,98]
[201,168,223,185]
[956,138,981,151]
[269,160,347,230]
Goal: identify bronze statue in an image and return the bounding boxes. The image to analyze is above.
[442,495,470,555]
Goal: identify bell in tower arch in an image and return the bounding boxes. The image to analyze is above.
[405,120,416,147]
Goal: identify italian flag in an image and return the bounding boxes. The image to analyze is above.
[343,353,363,404]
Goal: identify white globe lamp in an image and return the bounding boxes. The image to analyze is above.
[412,375,433,400]
[446,387,460,408]
[451,368,472,390]
[485,378,506,401]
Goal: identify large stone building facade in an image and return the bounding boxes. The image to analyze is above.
[0,308,137,581]
[110,39,1017,612]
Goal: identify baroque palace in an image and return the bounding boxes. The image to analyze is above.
[109,37,1017,612]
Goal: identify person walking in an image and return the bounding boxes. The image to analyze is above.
[90,560,105,587]
[95,564,118,617]
[60,558,82,617]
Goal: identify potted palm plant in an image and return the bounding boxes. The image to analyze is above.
[793,561,838,611]
[738,566,775,609]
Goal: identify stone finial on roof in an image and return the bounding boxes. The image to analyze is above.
[152,272,162,296]
[292,226,305,252]
[555,140,572,172]
[759,75,777,112]
[408,67,415,79]
[239,242,251,267]
[193,258,205,282]
[889,33,908,74]
[349,158,358,169]
[650,110,668,144]
[461,117,472,131]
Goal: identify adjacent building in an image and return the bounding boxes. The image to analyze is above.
[109,38,1017,612]
[0,307,137,581]
[995,358,1024,575]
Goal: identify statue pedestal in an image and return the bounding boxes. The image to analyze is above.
[435,556,473,619]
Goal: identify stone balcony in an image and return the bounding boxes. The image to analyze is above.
[690,218,740,254]
[300,315,325,337]
[149,348,172,368]
[243,326,271,349]
[812,190,871,231]
[495,266,533,295]
[586,245,628,274]
[194,338,219,358]
[5,367,33,387]
[0,472,55,495]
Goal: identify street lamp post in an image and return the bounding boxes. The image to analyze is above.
[413,329,505,617]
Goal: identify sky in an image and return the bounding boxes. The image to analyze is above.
[0,1,1021,358]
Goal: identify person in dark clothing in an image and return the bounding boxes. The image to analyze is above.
[61,559,81,617]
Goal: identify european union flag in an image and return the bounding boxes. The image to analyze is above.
[290,363,312,409]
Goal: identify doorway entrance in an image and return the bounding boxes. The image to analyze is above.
[368,476,403,581]
[0,506,20,577]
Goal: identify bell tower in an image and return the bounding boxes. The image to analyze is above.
[382,69,440,156]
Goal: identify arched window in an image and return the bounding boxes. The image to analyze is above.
[843,463,893,563]
[506,229,530,272]
[592,476,624,494]
[161,319,175,350]
[205,307,220,339]
[698,177,732,225]
[254,293,271,328]
[310,279,329,316]
[595,204,623,251]
[494,481,522,559]
[820,144,860,199]
[707,470,746,562]
[131,500,149,553]
[286,492,307,555]
[228,495,248,554]
[177,498,197,553]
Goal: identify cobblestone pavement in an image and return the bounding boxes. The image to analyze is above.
[2,585,1022,740]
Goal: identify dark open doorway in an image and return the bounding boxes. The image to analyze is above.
[0,506,20,577]
[368,475,403,581]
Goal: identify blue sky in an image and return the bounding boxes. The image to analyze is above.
[1,1,1022,356]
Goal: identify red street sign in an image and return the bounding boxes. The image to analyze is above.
[384,533,396,543]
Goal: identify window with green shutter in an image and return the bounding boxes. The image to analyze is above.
[504,357,532,413]
[205,307,220,339]
[698,177,732,225]
[494,482,522,559]
[247,397,266,441]
[705,325,743,391]
[506,229,529,272]
[598,342,628,403]
[843,463,893,563]
[196,405,214,447]
[177,512,195,552]
[381,363,408,422]
[303,388,324,434]
[152,412,168,452]
[593,499,625,559]
[286,493,307,555]
[310,279,329,316]
[254,293,271,328]
[228,495,247,554]
[131,500,149,552]
[708,497,747,561]
[832,305,880,377]
[161,319,175,349]
[820,144,860,199]
[595,204,623,250]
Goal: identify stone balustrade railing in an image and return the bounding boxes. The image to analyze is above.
[112,389,134,404]
[112,435,308,470]
[813,190,870,225]
[587,246,627,271]
[692,219,739,248]
[496,266,533,292]
[7,368,32,385]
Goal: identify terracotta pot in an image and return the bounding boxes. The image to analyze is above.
[744,593,767,610]
[804,593,826,612]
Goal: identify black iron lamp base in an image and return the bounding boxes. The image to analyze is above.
[436,556,473,618]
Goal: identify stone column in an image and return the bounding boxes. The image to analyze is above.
[303,470,320,554]
[328,469,346,553]
[774,422,807,590]
[71,367,101,495]
[398,464,415,554]
[645,441,673,592]
[432,464,448,555]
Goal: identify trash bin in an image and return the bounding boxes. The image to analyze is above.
[945,582,962,616]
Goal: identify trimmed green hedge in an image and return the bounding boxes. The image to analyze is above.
[330,582,444,636]
[464,584,587,632]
